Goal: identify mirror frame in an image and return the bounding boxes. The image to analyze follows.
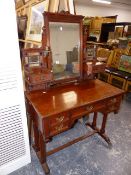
[42,12,84,84]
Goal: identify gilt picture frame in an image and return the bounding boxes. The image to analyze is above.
[118,55,131,73]
[26,0,49,42]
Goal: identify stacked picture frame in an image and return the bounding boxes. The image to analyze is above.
[16,0,76,49]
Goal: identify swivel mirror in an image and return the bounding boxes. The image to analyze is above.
[43,12,84,83]
[50,22,80,80]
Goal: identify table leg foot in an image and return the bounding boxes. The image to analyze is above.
[98,132,112,149]
[46,137,53,143]
[42,163,50,175]
[86,122,112,148]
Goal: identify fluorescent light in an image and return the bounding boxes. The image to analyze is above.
[92,0,111,4]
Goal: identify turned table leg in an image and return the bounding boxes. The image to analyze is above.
[99,113,112,147]
[86,112,112,148]
[39,131,50,175]
[92,112,97,129]
[100,113,108,134]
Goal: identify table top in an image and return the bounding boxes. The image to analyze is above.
[25,79,124,118]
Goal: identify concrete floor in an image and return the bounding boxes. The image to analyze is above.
[10,93,131,175]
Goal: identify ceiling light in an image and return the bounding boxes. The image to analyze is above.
[92,0,111,4]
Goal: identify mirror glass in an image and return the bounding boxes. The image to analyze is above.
[49,22,80,80]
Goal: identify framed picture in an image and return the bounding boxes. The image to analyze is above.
[17,15,28,39]
[22,48,46,68]
[48,0,59,12]
[15,0,24,9]
[118,55,131,73]
[85,44,96,60]
[26,0,49,42]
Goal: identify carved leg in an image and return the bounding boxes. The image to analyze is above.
[39,131,50,175]
[33,122,40,152]
[92,112,97,129]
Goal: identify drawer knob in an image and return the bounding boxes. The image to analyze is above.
[56,124,63,132]
[86,106,93,111]
[56,116,64,122]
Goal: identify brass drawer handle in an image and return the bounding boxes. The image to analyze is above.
[55,124,63,132]
[56,116,64,122]
[86,106,93,111]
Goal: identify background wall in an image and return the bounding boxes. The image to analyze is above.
[75,4,131,22]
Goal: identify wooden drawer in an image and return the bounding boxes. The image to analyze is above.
[106,96,122,113]
[49,112,70,137]
[49,112,70,126]
[71,101,105,119]
[107,96,121,106]
[49,120,69,137]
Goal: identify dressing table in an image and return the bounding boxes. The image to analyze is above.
[24,12,124,174]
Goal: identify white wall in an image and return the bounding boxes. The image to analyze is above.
[75,4,131,22]
[0,1,31,175]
